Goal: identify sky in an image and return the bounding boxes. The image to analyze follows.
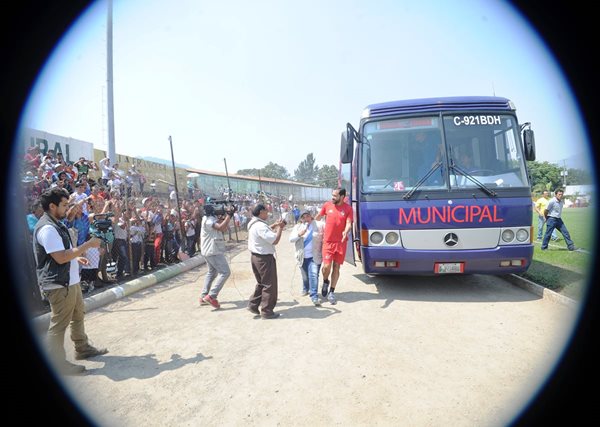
[20,0,592,176]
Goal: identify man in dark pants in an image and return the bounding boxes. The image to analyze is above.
[541,188,577,251]
[246,203,286,319]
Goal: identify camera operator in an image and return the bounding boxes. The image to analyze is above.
[33,187,109,375]
[198,204,234,309]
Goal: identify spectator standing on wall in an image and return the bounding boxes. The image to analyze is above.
[74,157,97,177]
[138,171,146,195]
[169,185,177,209]
[99,157,112,186]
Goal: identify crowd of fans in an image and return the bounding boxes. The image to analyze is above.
[21,148,305,301]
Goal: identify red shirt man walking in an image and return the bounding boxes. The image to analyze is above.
[315,188,353,304]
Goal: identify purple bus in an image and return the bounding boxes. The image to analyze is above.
[340,96,536,275]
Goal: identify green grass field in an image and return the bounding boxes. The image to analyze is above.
[521,207,595,300]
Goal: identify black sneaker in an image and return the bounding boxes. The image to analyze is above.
[75,345,109,360]
[261,312,281,319]
[247,306,260,315]
[321,280,330,297]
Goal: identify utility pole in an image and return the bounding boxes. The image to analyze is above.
[106,0,116,163]
[560,160,568,187]
[170,136,188,258]
[223,158,239,242]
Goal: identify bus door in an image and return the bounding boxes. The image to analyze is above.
[340,127,357,266]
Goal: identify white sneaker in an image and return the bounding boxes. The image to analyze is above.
[311,296,321,306]
[327,292,337,305]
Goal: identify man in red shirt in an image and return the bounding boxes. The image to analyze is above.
[315,188,353,304]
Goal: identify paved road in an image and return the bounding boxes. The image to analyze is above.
[35,229,579,426]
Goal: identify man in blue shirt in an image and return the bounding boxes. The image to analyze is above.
[292,204,301,224]
[27,200,44,233]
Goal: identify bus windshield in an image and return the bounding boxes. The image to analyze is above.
[360,114,529,193]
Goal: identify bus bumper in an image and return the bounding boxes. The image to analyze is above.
[360,245,534,275]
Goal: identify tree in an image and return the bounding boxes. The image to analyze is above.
[565,167,593,186]
[236,168,260,177]
[294,153,318,184]
[527,160,593,193]
[260,162,290,180]
[527,161,562,193]
[316,164,339,188]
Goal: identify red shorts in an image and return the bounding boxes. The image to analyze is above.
[322,241,346,265]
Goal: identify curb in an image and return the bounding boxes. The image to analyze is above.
[507,274,578,308]
[32,255,206,332]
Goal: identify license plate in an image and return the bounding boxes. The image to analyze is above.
[435,262,464,274]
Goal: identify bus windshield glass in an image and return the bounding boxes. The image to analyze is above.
[360,114,529,193]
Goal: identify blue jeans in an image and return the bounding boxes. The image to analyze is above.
[537,215,557,240]
[112,238,130,276]
[186,235,196,256]
[300,257,321,299]
[202,254,231,298]
[542,217,575,250]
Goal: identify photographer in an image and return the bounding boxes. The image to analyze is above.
[74,157,98,177]
[199,203,234,309]
[33,187,109,375]
[246,203,286,319]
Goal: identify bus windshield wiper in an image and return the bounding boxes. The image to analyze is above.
[450,164,497,197]
[403,161,442,200]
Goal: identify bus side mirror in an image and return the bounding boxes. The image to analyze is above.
[340,123,356,164]
[523,128,536,161]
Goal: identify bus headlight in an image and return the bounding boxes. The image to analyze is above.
[501,229,515,243]
[370,231,384,245]
[516,228,529,242]
[385,232,399,245]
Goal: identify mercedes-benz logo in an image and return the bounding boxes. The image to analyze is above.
[443,233,459,247]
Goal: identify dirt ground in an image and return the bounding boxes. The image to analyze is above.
[34,228,579,426]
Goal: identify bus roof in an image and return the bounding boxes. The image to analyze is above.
[362,96,514,119]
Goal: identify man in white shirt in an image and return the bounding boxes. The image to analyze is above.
[246,203,286,319]
[32,187,108,375]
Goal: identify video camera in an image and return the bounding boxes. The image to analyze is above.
[204,200,237,218]
[90,212,114,242]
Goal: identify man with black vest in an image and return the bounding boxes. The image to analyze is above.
[33,187,109,375]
